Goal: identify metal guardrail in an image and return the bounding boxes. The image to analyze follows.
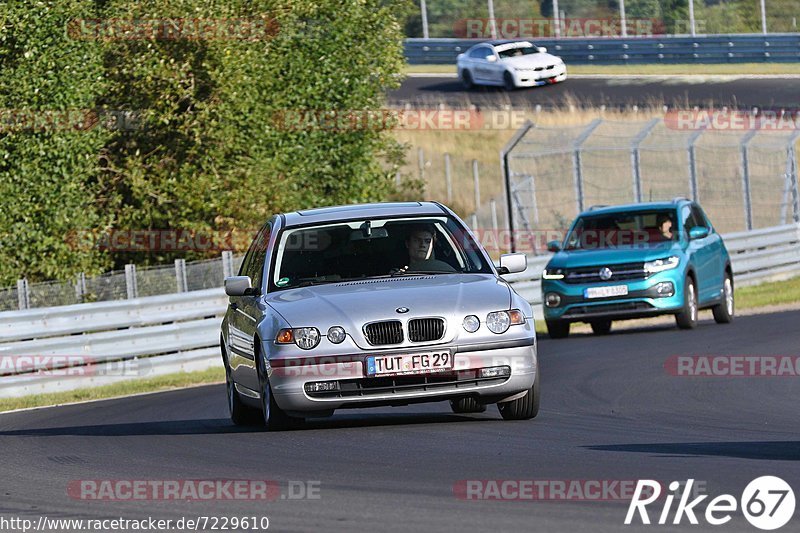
[405,35,800,64]
[0,222,797,396]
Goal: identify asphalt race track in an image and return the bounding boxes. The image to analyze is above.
[1,309,798,532]
[390,75,800,110]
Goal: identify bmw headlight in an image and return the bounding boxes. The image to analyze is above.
[462,315,480,333]
[276,327,320,350]
[644,256,680,274]
[486,310,525,334]
[542,268,565,280]
[327,326,346,344]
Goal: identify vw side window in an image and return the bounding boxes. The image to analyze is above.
[681,206,697,236]
[691,205,711,232]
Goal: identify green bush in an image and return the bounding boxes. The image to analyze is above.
[0,0,415,284]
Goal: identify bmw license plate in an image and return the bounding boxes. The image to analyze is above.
[585,285,629,299]
[366,351,452,377]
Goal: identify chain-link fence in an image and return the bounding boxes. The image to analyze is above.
[470,117,800,253]
[0,253,245,312]
[407,0,800,38]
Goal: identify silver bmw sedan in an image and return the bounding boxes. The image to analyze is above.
[221,201,539,430]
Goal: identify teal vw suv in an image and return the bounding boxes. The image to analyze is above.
[541,199,734,338]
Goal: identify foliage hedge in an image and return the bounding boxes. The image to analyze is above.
[0,0,415,285]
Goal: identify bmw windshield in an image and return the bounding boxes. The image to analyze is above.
[269,216,492,291]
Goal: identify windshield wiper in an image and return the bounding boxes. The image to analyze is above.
[390,270,456,276]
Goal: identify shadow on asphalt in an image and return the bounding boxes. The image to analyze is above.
[585,441,800,461]
[0,412,498,436]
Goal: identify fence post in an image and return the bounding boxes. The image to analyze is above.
[175,259,188,293]
[781,131,800,224]
[791,143,800,223]
[687,127,705,202]
[490,198,500,254]
[631,118,660,203]
[444,152,452,204]
[500,120,535,253]
[75,272,86,303]
[16,278,29,310]
[470,214,478,231]
[572,119,603,214]
[472,159,480,211]
[420,0,429,39]
[124,264,138,299]
[740,130,757,231]
[222,251,235,280]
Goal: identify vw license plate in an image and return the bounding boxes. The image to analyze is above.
[366,351,452,377]
[585,285,629,299]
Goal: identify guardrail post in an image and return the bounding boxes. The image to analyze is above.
[631,118,660,203]
[222,251,235,279]
[75,272,86,303]
[175,259,188,293]
[124,264,138,299]
[17,279,30,310]
[740,130,757,231]
[572,119,603,214]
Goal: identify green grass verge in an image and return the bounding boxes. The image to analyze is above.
[2,276,798,413]
[0,366,225,413]
[735,275,800,309]
[404,63,800,75]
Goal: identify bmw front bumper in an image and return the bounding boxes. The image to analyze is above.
[513,65,567,87]
[266,334,537,416]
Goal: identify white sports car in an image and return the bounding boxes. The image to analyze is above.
[456,40,567,90]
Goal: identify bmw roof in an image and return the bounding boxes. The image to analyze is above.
[282,201,448,227]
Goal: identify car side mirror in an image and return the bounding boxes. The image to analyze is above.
[225,276,254,296]
[537,46,547,53]
[499,252,527,274]
[486,55,497,62]
[689,227,709,240]
[546,240,562,252]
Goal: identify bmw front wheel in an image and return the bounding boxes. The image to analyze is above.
[498,371,539,420]
[503,71,516,91]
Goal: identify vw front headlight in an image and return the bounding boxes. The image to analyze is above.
[644,256,680,274]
